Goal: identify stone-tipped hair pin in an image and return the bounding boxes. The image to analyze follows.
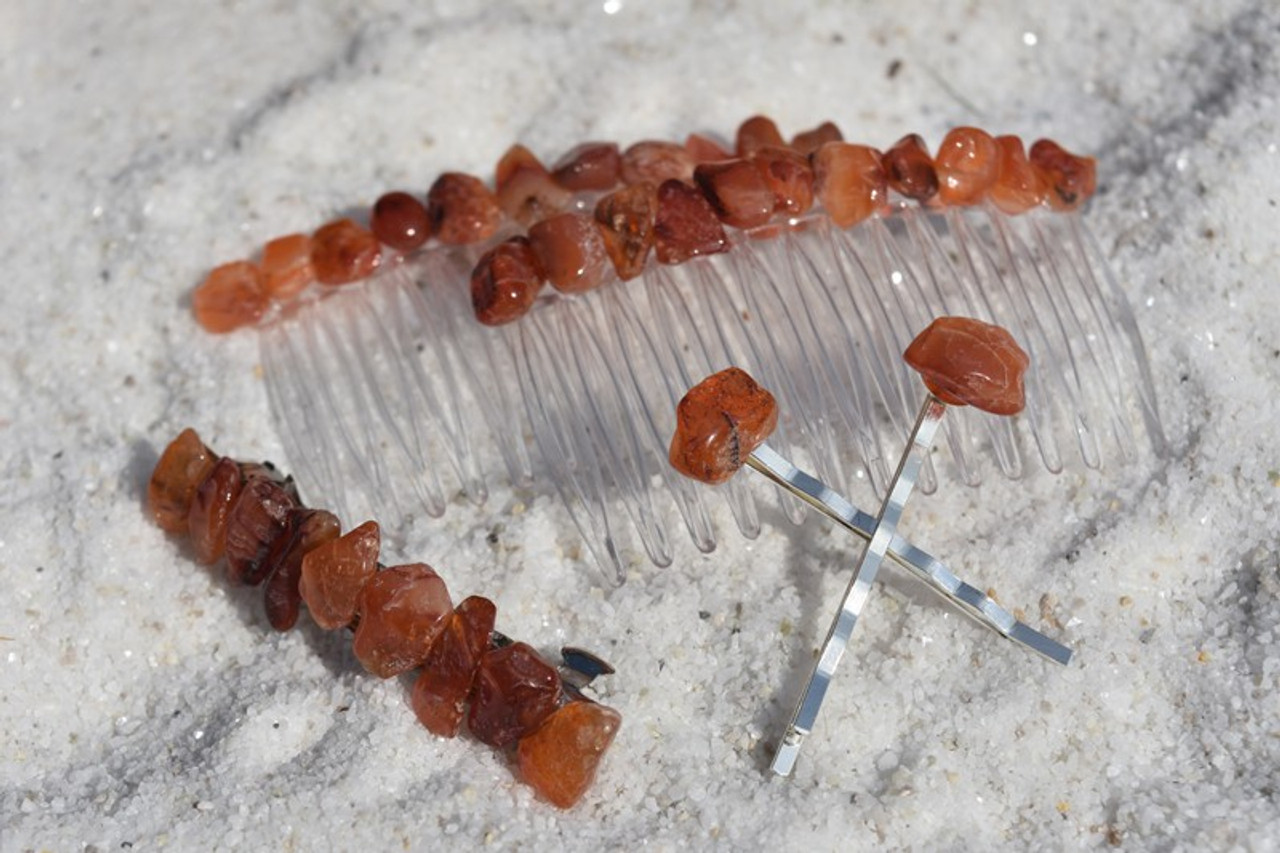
[668,316,1072,777]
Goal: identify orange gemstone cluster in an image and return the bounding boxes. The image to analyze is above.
[148,428,621,809]
[192,117,1096,334]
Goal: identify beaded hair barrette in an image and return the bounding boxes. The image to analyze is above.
[191,115,1166,582]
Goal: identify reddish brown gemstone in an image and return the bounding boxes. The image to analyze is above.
[669,367,779,485]
[495,166,572,227]
[620,141,697,186]
[1029,139,1097,211]
[299,520,381,630]
[653,179,730,264]
[426,173,502,245]
[752,145,815,216]
[370,191,431,252]
[494,144,546,192]
[594,182,659,280]
[989,136,1048,215]
[527,212,611,294]
[684,133,732,163]
[551,142,621,192]
[192,261,268,334]
[311,219,383,285]
[882,134,940,203]
[264,509,340,632]
[935,127,999,206]
[410,595,497,738]
[471,237,545,326]
[694,159,775,230]
[149,428,218,533]
[260,234,316,300]
[353,563,453,678]
[187,456,242,564]
[517,700,622,809]
[904,316,1030,415]
[735,115,786,156]
[812,142,887,228]
[224,476,297,586]
[467,642,563,748]
[790,121,844,157]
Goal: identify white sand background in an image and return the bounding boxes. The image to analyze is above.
[3,1,1279,849]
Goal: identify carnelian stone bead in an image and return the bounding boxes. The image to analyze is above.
[517,700,622,809]
[735,115,786,156]
[299,520,381,630]
[653,179,729,265]
[192,261,268,334]
[812,142,887,228]
[410,595,497,738]
[371,191,431,252]
[693,159,775,230]
[260,234,316,300]
[495,144,546,192]
[471,237,545,326]
[224,476,297,586]
[1029,139,1097,211]
[353,563,453,678]
[904,316,1030,415]
[264,509,341,632]
[149,428,218,533]
[527,212,611,294]
[312,219,382,285]
[594,182,659,281]
[188,456,242,564]
[426,173,502,245]
[989,135,1048,215]
[935,127,1000,206]
[790,121,844,157]
[467,642,563,748]
[551,142,621,192]
[620,140,696,186]
[669,367,779,485]
[752,145,815,216]
[495,166,572,227]
[882,134,940,203]
[684,133,732,163]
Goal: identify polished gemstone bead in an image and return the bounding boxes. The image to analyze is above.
[752,145,815,216]
[551,142,621,192]
[882,134,939,203]
[684,133,732,163]
[260,234,316,300]
[264,509,340,632]
[299,520,381,630]
[187,456,242,564]
[149,428,218,533]
[527,212,611,294]
[311,219,382,285]
[353,563,453,678]
[693,159,775,230]
[426,173,502,245]
[517,700,622,809]
[904,316,1030,415]
[470,237,545,325]
[192,261,268,333]
[790,121,844,156]
[410,595,497,738]
[467,642,563,748]
[735,114,786,156]
[620,140,696,186]
[935,127,999,206]
[224,476,297,586]
[812,142,887,228]
[494,144,546,192]
[669,366,779,485]
[1029,139,1097,211]
[653,179,729,264]
[989,135,1047,215]
[495,165,572,226]
[593,182,658,280]
[370,191,431,252]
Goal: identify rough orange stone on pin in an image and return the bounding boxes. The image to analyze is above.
[935,127,1000,206]
[149,427,217,533]
[551,142,621,192]
[260,234,316,300]
[669,366,779,485]
[654,178,729,264]
[735,115,786,156]
[264,509,340,632]
[353,563,453,678]
[496,166,572,226]
[370,192,431,252]
[471,236,545,326]
[192,260,269,333]
[694,159,775,230]
[812,142,887,228]
[594,181,658,280]
[494,144,546,192]
[427,173,502,245]
[312,219,382,285]
[528,212,611,294]
[299,520,381,630]
[188,456,242,564]
[990,135,1048,215]
[882,134,939,203]
[620,140,697,186]
[684,133,732,163]
[518,700,622,809]
[1029,139,1097,211]
[752,145,815,216]
[790,121,844,157]
[410,595,496,738]
[467,642,563,748]
[224,476,297,586]
[904,316,1030,415]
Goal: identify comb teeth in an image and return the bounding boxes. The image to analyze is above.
[262,204,1166,582]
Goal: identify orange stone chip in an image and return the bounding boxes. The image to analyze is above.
[735,114,786,156]
[353,563,453,678]
[752,145,815,216]
[935,127,1000,206]
[467,642,563,747]
[528,212,611,294]
[426,173,502,245]
[312,219,382,285]
[192,260,268,333]
[882,134,939,203]
[471,236,545,326]
[694,159,775,230]
[669,366,779,485]
[264,509,341,632]
[812,142,887,229]
[370,192,431,252]
[149,428,218,533]
[299,520,381,630]
[494,144,546,192]
[684,133,732,163]
[620,140,697,186]
[653,179,730,265]
[904,316,1030,415]
[1029,139,1097,211]
[594,182,659,281]
[790,120,844,157]
[410,595,496,738]
[224,476,297,586]
[551,142,621,192]
[517,700,622,809]
[260,234,316,300]
[496,166,572,227]
[188,456,242,564]
[990,135,1047,215]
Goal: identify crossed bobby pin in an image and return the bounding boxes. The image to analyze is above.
[668,315,1072,777]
